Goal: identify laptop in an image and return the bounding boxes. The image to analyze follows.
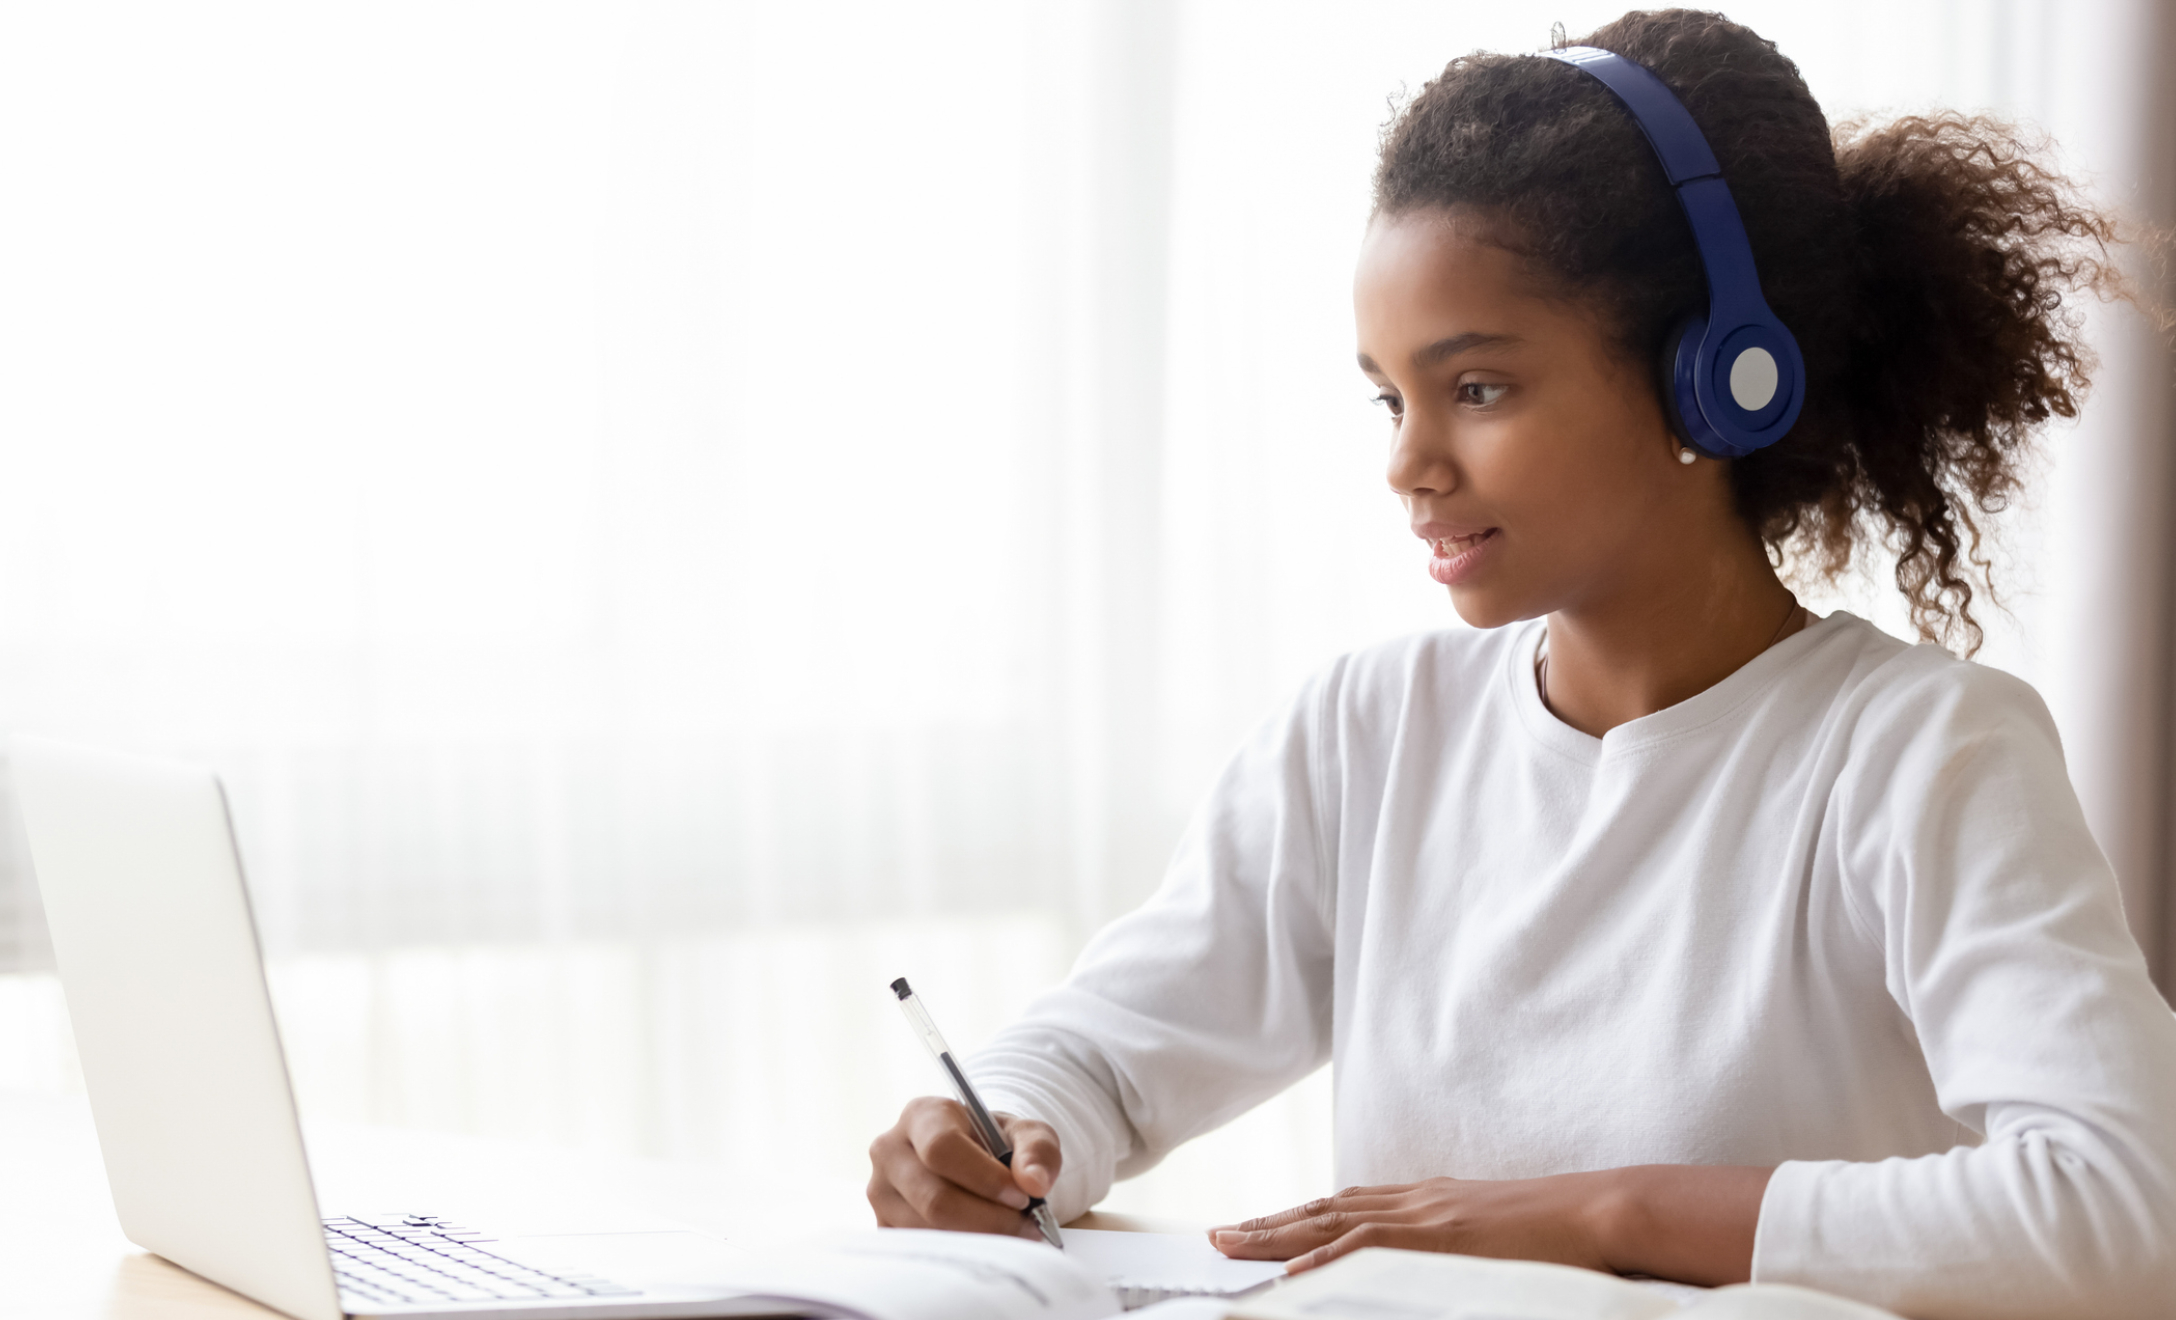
[13,735,794,1320]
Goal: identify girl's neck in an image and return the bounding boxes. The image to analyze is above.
[1536,536,1804,739]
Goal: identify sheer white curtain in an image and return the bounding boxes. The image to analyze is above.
[0,0,2168,1220]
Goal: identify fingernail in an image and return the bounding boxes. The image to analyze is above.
[998,1185,1030,1210]
[1213,1230,1244,1247]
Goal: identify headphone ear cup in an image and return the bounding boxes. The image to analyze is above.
[1657,319,1698,449]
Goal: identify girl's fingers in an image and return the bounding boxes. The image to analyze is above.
[867,1099,1067,1235]
[890,1154,1038,1236]
[866,1180,928,1229]
[1217,1187,1414,1233]
[1287,1221,1424,1274]
[1000,1116,1062,1199]
[1209,1190,1418,1257]
[907,1100,1031,1210]
[1212,1202,1417,1260]
[1211,1216,1338,1260]
[1224,1200,1319,1232]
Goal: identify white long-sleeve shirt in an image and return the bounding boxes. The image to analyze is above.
[970,612,2176,1319]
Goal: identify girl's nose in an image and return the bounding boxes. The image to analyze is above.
[1386,411,1456,499]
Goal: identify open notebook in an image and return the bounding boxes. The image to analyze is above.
[536,1231,1898,1320]
[670,1227,1282,1319]
[1228,1247,1905,1320]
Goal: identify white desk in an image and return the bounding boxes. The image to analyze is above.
[1,1090,1185,1319]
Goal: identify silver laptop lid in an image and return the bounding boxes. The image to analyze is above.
[13,735,343,1320]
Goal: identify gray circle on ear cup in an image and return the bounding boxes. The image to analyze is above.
[1728,346,1779,411]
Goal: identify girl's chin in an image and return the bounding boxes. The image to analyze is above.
[1444,586,1535,632]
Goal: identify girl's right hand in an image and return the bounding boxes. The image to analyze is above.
[867,1096,1062,1238]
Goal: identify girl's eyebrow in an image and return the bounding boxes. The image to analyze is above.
[1355,331,1522,375]
[1413,331,1521,366]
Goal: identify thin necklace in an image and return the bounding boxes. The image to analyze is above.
[1537,594,1803,711]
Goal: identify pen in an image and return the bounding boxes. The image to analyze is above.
[890,976,1065,1250]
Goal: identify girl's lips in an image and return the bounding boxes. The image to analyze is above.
[1427,528,1500,586]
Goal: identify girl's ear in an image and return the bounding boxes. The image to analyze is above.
[1655,321,1697,454]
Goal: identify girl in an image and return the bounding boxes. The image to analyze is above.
[866,11,2176,1317]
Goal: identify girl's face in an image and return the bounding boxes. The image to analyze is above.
[1354,209,1697,629]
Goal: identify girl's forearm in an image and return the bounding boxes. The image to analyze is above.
[1590,1164,1774,1286]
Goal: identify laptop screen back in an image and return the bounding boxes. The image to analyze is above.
[13,736,343,1320]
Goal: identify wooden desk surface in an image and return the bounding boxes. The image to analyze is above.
[2,1090,1193,1319]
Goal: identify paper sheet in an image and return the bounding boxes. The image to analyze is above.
[1060,1228,1288,1304]
[1228,1247,1676,1320]
[726,1228,1121,1320]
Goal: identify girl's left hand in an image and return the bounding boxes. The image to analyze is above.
[1208,1165,1770,1284]
[1209,1172,1618,1275]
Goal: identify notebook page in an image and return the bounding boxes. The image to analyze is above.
[724,1228,1121,1320]
[1687,1283,1904,1319]
[1059,1229,1287,1308]
[1228,1246,1678,1320]
[1127,1301,1243,1320]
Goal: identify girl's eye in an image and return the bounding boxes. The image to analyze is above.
[1460,382,1509,407]
[1372,392,1405,418]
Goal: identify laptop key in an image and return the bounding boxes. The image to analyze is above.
[324,1215,642,1303]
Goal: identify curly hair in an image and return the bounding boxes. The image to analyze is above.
[1373,8,2127,654]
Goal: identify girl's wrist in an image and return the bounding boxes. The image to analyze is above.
[1582,1166,1650,1276]
[1582,1164,1771,1286]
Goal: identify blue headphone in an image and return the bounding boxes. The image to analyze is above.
[1546,46,1804,459]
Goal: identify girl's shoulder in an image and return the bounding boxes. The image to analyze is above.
[1806,611,2054,725]
[1786,613,2067,789]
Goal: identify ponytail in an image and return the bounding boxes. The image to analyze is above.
[1795,114,2123,652]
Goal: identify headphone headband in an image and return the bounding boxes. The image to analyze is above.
[1544,46,1805,459]
[1547,46,1719,183]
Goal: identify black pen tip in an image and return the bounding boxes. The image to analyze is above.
[890,977,911,999]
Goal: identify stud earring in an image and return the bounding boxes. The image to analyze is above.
[1677,448,1698,465]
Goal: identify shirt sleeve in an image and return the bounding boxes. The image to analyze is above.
[1752,660,2176,1319]
[966,664,1342,1222]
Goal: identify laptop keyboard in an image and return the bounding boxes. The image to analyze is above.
[323,1214,642,1309]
